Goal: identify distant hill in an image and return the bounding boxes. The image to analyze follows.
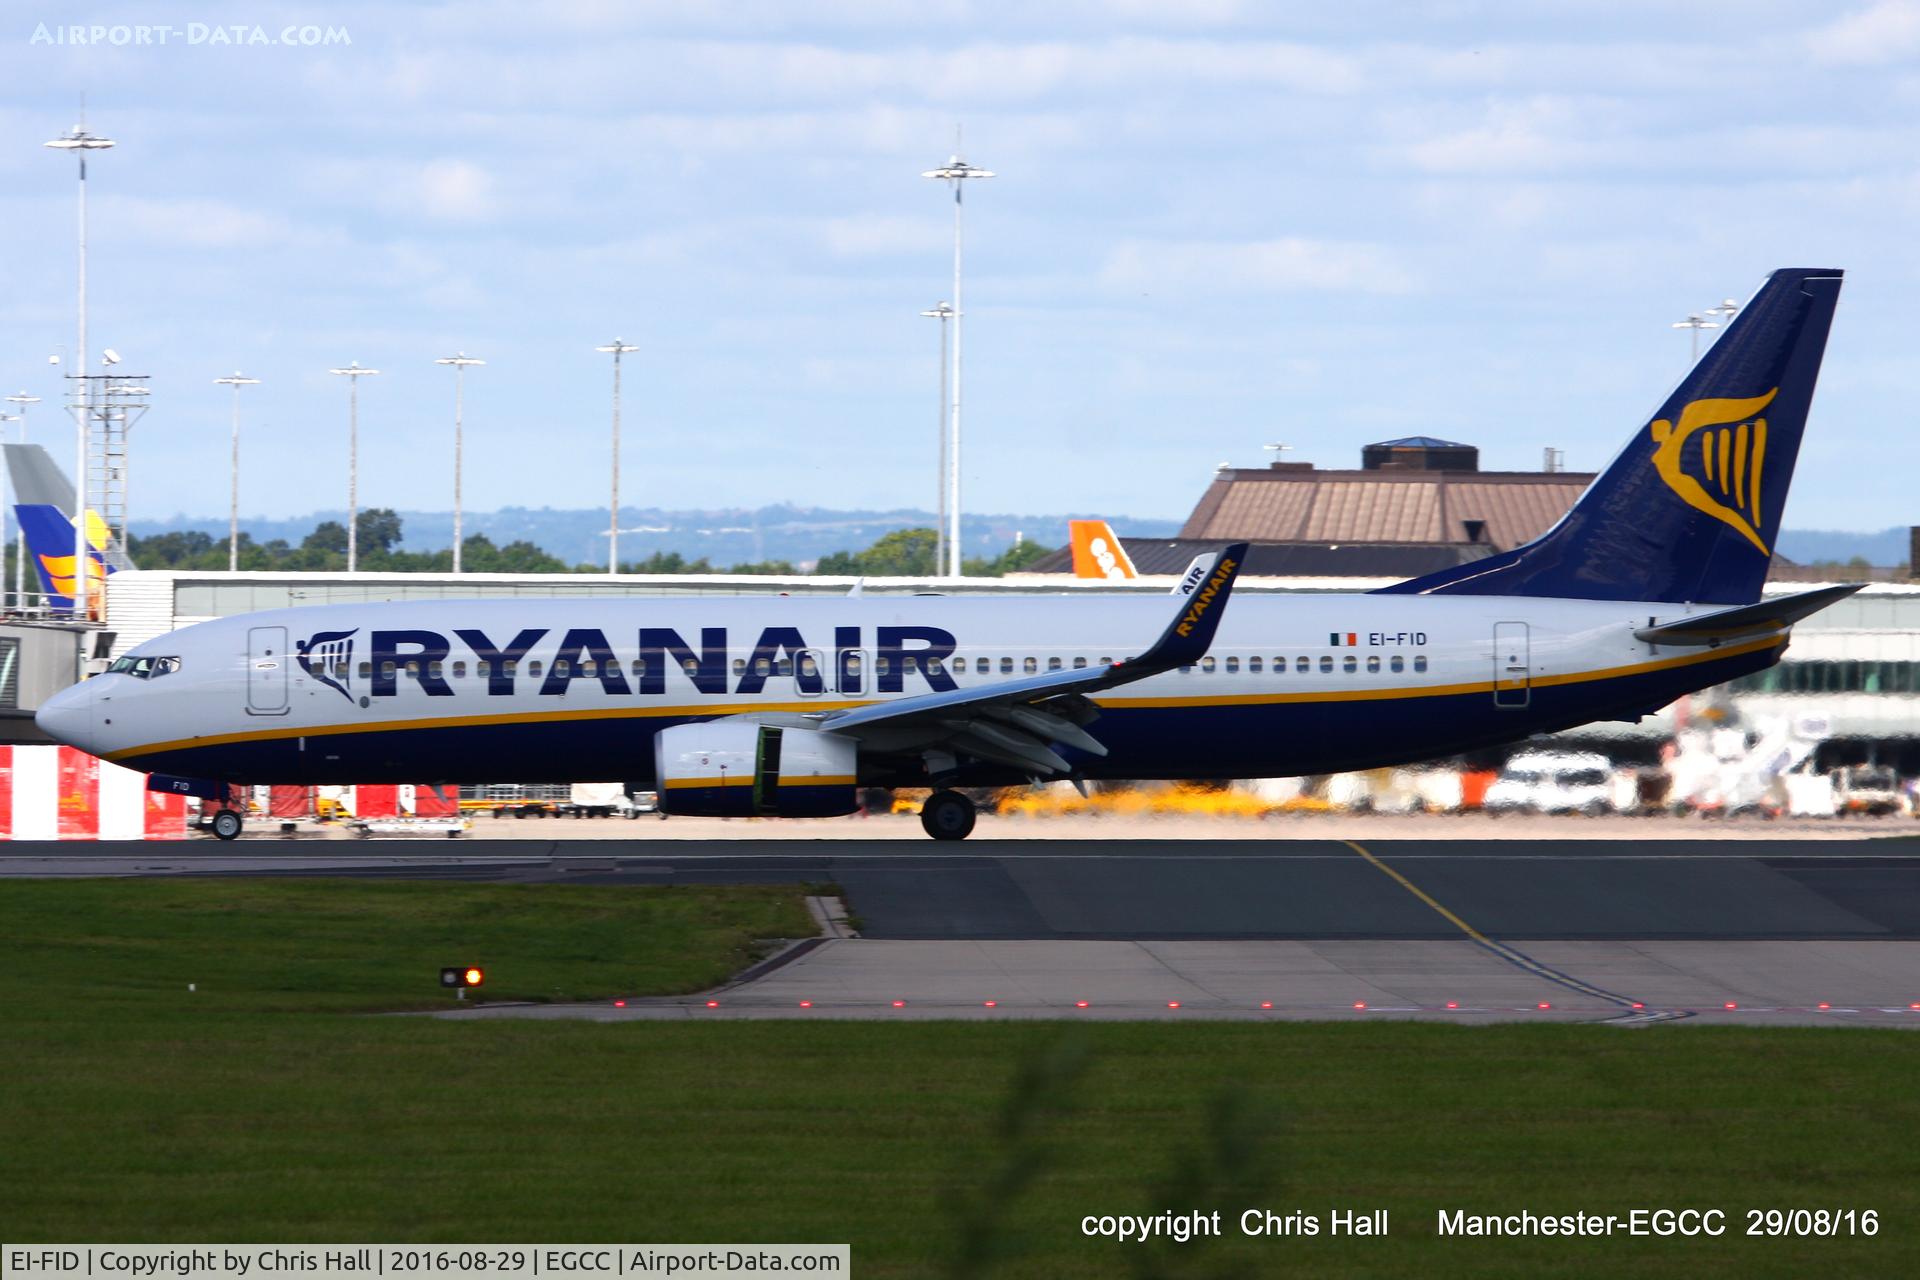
[128,504,1185,569]
[1774,528,1912,567]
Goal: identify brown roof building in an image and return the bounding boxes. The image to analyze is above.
[1179,437,1592,550]
[1028,437,1598,578]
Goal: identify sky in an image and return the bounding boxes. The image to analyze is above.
[4,1,1920,534]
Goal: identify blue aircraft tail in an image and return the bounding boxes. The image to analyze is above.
[16,502,112,611]
[1379,268,1842,604]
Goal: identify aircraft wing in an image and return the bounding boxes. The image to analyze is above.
[809,543,1248,778]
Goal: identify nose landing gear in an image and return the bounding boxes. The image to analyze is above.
[210,809,244,841]
[919,789,977,841]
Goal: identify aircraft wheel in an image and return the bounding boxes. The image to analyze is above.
[211,809,244,841]
[920,790,977,841]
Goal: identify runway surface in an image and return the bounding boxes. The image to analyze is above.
[16,836,1920,1023]
[8,836,1920,940]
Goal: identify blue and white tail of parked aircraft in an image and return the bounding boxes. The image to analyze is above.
[38,269,1857,839]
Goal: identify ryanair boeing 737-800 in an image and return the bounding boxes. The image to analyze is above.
[37,268,1857,840]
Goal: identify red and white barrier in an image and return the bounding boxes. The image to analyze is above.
[0,745,188,840]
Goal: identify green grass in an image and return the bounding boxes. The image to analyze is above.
[4,880,1919,1277]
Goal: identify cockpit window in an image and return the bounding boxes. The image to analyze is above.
[106,655,180,679]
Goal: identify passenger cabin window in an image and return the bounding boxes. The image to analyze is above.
[777,658,793,677]
[1343,655,1357,673]
[1225,656,1240,673]
[1414,655,1429,673]
[752,657,769,676]
[1249,657,1262,673]
[1366,656,1380,674]
[1318,656,1333,673]
[452,661,467,678]
[1073,656,1088,670]
[1001,657,1014,674]
[1390,656,1404,673]
[359,661,373,678]
[1200,656,1216,673]
[1295,656,1308,673]
[1024,657,1037,674]
[1048,657,1063,672]
[527,660,544,678]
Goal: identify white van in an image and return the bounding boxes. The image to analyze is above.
[1484,751,1615,816]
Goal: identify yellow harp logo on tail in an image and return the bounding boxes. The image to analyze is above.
[1648,387,1779,556]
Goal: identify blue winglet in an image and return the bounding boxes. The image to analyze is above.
[1118,541,1248,676]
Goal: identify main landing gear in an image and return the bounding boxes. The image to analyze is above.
[210,809,244,841]
[920,789,977,842]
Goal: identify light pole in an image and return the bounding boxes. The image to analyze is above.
[0,412,17,609]
[922,150,993,576]
[1673,313,1719,365]
[4,393,39,608]
[919,302,954,572]
[596,339,639,574]
[329,362,379,570]
[46,120,113,620]
[213,373,260,572]
[435,352,484,573]
[1706,296,1740,334]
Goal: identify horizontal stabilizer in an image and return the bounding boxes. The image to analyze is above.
[1633,583,1863,646]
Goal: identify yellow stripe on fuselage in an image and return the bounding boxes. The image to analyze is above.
[104,634,1784,765]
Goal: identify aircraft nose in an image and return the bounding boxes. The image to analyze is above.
[35,679,95,751]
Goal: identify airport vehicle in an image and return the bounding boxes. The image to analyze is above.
[1834,764,1903,816]
[1483,751,1615,816]
[1068,519,1138,580]
[38,269,1860,841]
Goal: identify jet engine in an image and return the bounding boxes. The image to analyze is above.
[653,720,860,818]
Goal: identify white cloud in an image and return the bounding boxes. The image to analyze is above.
[821,214,946,256]
[417,159,497,221]
[1102,237,1416,295]
[1810,1,1920,66]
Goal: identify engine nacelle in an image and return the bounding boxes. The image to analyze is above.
[654,721,860,818]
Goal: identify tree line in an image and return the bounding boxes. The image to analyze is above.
[121,510,1054,578]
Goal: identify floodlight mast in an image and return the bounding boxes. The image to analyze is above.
[328,362,379,571]
[435,353,485,573]
[45,120,113,621]
[596,339,640,574]
[213,374,260,572]
[919,302,954,572]
[1672,313,1719,364]
[922,151,992,577]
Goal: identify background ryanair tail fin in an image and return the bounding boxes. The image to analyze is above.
[1068,519,1138,580]
[16,502,112,610]
[1379,268,1842,605]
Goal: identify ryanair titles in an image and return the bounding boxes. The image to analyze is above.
[296,623,960,703]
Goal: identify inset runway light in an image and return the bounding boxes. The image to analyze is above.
[705,1000,719,1008]
[613,999,625,1008]
[1724,1002,1737,1011]
[799,1000,813,1009]
[1818,1002,1832,1010]
[1631,1002,1645,1010]
[1353,1001,1367,1010]
[1167,1001,1181,1009]
[1537,1002,1551,1010]
[983,1000,997,1008]
[1259,1001,1273,1010]
[892,999,906,1008]
[1075,1000,1090,1009]
[1445,1001,1459,1010]
[1908,1002,1920,1010]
